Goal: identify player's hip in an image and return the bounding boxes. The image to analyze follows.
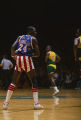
[48,64,56,69]
[47,65,56,74]
[15,55,34,72]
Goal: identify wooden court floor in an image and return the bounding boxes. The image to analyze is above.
[0,89,81,120]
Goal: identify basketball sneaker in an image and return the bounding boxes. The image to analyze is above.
[34,103,44,110]
[53,89,59,96]
[3,102,9,110]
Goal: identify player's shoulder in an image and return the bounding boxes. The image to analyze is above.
[46,51,50,56]
[47,51,51,54]
[47,51,53,55]
[17,35,28,41]
[17,35,22,40]
[32,36,38,44]
[32,36,37,40]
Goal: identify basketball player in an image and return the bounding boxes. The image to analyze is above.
[74,28,81,78]
[45,45,61,95]
[3,26,43,110]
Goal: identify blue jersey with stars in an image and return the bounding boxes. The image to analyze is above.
[15,35,34,56]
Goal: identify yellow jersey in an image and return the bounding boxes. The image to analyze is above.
[47,51,56,69]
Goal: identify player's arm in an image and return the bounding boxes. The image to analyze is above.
[0,60,4,67]
[55,53,61,63]
[9,64,13,69]
[32,37,40,57]
[0,63,3,67]
[11,37,20,59]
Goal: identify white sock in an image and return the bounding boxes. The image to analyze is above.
[5,90,13,103]
[33,92,38,105]
[54,86,58,91]
[5,83,15,103]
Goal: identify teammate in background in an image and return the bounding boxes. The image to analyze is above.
[45,45,61,95]
[3,26,43,110]
[0,55,13,89]
[73,28,81,78]
[0,55,13,69]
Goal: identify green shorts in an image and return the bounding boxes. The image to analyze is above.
[47,66,56,74]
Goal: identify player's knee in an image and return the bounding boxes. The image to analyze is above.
[32,77,38,88]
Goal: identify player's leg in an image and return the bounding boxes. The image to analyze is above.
[48,73,56,86]
[48,73,59,95]
[48,66,59,95]
[26,69,43,109]
[3,71,21,110]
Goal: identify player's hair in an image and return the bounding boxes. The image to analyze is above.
[46,45,52,49]
[27,26,36,33]
[76,28,81,37]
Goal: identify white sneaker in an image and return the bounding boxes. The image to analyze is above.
[3,102,9,110]
[34,103,44,110]
[53,89,59,96]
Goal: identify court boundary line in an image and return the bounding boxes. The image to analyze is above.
[0,95,81,99]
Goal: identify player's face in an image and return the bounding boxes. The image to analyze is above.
[76,33,81,37]
[46,46,51,52]
[33,30,37,36]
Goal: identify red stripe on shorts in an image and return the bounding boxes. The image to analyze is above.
[19,56,23,72]
[19,55,21,67]
[23,56,27,72]
[28,56,32,70]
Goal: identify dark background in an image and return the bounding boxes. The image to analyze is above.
[0,0,81,68]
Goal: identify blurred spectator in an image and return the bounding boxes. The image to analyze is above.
[0,55,13,89]
[56,68,66,89]
[64,70,72,89]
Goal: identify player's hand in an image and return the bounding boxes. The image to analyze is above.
[75,57,77,61]
[75,57,78,61]
[11,55,16,60]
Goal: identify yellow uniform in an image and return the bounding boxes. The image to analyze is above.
[47,51,56,73]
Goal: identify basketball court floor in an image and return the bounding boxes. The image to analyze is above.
[0,89,81,120]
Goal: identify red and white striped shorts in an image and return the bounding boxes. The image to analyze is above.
[15,55,34,72]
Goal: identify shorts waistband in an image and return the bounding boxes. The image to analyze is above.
[48,64,56,69]
[17,54,30,57]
